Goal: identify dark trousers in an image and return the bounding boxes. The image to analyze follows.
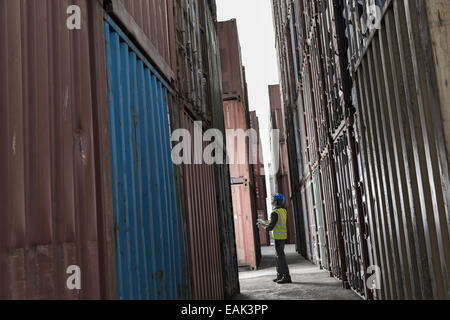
[275,240,290,278]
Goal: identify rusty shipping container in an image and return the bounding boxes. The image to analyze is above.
[320,152,346,281]
[171,0,240,299]
[275,0,450,300]
[231,183,260,270]
[106,0,176,82]
[333,126,370,298]
[0,0,116,299]
[269,85,299,245]
[345,0,450,299]
[217,19,246,99]
[178,111,224,300]
[203,0,240,299]
[1,0,238,301]
[219,19,261,270]
[170,0,241,299]
[223,99,253,182]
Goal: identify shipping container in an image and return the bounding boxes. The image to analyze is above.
[218,18,261,271]
[231,183,261,270]
[268,85,299,245]
[348,0,450,299]
[106,0,175,82]
[173,0,214,118]
[104,16,190,299]
[287,110,309,255]
[171,0,240,300]
[217,20,246,99]
[273,0,449,301]
[212,162,240,298]
[333,128,370,298]
[223,99,252,182]
[320,153,346,281]
[204,0,240,299]
[179,110,224,300]
[0,0,116,300]
[1,0,237,301]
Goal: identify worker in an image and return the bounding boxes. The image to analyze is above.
[265,193,292,284]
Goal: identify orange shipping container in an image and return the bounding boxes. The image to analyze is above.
[223,99,252,182]
[231,184,261,270]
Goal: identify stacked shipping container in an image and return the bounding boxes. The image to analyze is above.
[268,85,297,245]
[0,0,239,300]
[218,20,261,270]
[272,0,450,300]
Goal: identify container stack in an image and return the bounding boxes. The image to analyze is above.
[268,85,298,245]
[0,0,239,300]
[272,0,450,300]
[173,0,239,300]
[218,19,261,270]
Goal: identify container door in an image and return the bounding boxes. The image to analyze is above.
[104,16,188,300]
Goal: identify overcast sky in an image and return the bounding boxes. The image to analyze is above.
[216,0,280,208]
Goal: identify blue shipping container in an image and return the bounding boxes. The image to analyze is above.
[104,15,189,300]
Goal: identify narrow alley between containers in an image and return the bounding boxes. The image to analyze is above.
[0,0,449,302]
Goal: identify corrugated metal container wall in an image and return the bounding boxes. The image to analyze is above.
[426,0,450,170]
[0,0,116,299]
[320,153,346,281]
[301,64,319,168]
[107,0,175,81]
[179,110,224,300]
[268,85,297,244]
[333,131,367,297]
[217,19,245,98]
[317,0,346,131]
[296,96,310,179]
[218,18,260,271]
[173,0,209,116]
[231,183,260,270]
[309,28,328,154]
[223,100,252,182]
[104,16,189,300]
[205,0,240,299]
[346,0,450,299]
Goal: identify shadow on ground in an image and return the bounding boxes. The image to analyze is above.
[235,245,361,300]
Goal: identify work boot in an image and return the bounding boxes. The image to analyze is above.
[277,276,292,284]
[273,275,282,282]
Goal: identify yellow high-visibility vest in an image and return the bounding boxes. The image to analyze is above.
[272,208,287,240]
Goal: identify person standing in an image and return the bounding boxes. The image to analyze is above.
[265,193,292,284]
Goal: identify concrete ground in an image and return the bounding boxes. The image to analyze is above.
[235,245,361,300]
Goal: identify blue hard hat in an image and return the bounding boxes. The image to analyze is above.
[272,193,284,205]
